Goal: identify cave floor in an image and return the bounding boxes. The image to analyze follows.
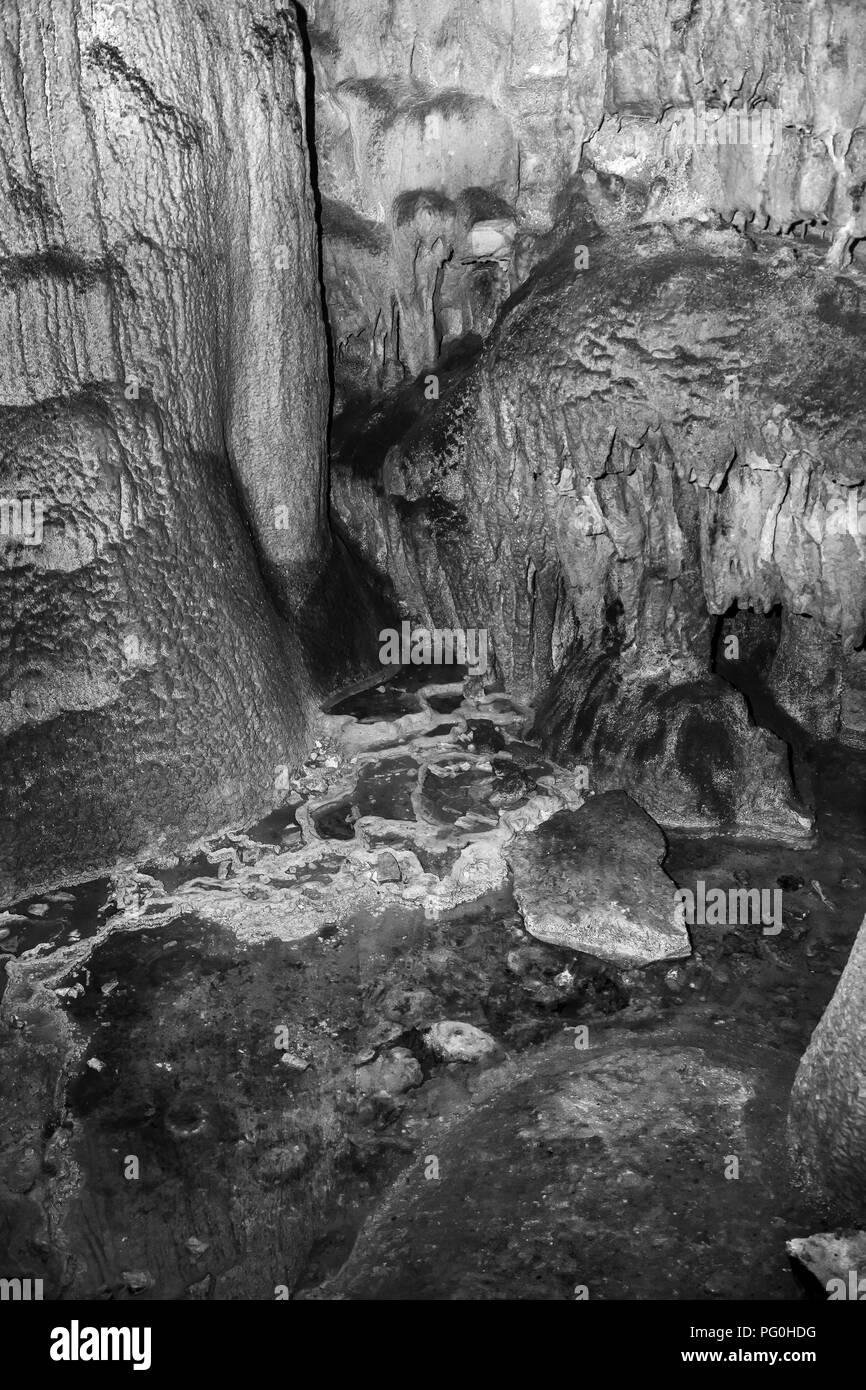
[1,666,862,1300]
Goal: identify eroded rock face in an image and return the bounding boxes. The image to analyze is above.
[334,225,865,836]
[0,1,369,905]
[310,0,866,399]
[508,791,691,965]
[539,668,813,843]
[789,913,866,1222]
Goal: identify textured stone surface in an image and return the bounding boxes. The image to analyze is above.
[334,226,865,839]
[311,0,866,399]
[1,662,856,1299]
[508,791,691,966]
[300,1028,804,1301]
[0,1,376,905]
[789,912,866,1221]
[767,611,866,747]
[786,1229,866,1296]
[539,668,813,842]
[425,1020,500,1063]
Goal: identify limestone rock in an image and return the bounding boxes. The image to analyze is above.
[788,913,866,1221]
[313,0,866,400]
[540,668,813,844]
[355,1047,422,1097]
[335,227,866,710]
[508,791,691,967]
[425,1020,500,1064]
[0,0,383,906]
[786,1230,866,1298]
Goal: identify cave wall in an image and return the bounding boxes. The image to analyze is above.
[309,0,866,399]
[0,0,338,906]
[334,225,866,701]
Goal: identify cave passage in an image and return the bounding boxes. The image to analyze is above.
[1,0,866,1327]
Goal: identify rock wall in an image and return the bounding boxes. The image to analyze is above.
[789,913,866,1221]
[333,221,866,837]
[0,0,358,906]
[309,0,866,399]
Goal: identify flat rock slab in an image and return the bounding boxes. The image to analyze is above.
[507,790,690,967]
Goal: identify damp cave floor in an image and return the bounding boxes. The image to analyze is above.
[1,666,863,1300]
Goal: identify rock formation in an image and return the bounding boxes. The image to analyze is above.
[789,913,866,1221]
[1,0,865,1306]
[0,0,385,905]
[309,0,866,400]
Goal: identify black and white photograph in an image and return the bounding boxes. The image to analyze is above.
[1,0,865,1362]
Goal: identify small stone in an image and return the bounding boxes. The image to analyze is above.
[186,1236,209,1257]
[810,879,837,910]
[121,1269,154,1293]
[372,851,401,884]
[26,902,50,917]
[425,1020,500,1064]
[355,1046,422,1097]
[280,1052,310,1072]
[187,1274,214,1300]
[86,1057,105,1072]
[402,883,429,902]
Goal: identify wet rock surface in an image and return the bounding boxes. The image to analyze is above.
[299,1028,805,1302]
[509,792,692,967]
[542,673,815,845]
[1,663,863,1299]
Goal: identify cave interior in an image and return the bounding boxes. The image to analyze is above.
[1,0,866,1307]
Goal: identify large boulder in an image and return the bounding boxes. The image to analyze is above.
[507,790,691,967]
[538,662,814,844]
